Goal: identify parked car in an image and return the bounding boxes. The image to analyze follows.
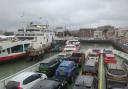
[104,54,116,64]
[39,58,60,77]
[106,63,127,83]
[31,79,67,89]
[103,49,113,54]
[92,48,101,56]
[87,52,99,63]
[55,60,77,83]
[57,52,71,62]
[67,52,85,66]
[73,75,98,89]
[63,44,78,53]
[82,59,98,75]
[5,72,47,89]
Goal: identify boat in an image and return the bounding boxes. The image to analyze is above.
[0,40,30,62]
[15,22,55,61]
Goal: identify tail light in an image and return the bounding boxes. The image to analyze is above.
[17,82,23,89]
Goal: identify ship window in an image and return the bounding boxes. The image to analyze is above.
[0,51,1,54]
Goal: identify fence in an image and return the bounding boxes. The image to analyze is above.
[0,54,58,89]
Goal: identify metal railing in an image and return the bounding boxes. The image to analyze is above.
[113,49,128,61]
[0,54,58,89]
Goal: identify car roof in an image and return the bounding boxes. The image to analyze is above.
[31,79,60,89]
[75,75,94,87]
[60,61,74,67]
[85,59,96,66]
[40,56,57,63]
[65,44,76,46]
[105,54,115,57]
[108,63,123,70]
[10,72,37,82]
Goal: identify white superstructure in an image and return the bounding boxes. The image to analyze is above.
[15,22,55,45]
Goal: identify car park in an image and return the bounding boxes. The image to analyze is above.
[31,79,67,89]
[104,54,116,64]
[39,58,60,77]
[73,75,98,89]
[5,72,47,89]
[106,63,127,83]
[55,60,77,83]
[82,59,98,75]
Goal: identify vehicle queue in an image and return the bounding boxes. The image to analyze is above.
[5,40,128,89]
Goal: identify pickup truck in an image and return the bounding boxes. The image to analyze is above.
[67,52,85,67]
[55,60,77,83]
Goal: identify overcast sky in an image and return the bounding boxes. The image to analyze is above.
[0,0,128,31]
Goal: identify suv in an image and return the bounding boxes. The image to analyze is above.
[31,79,67,89]
[73,75,98,89]
[106,63,127,83]
[55,60,77,83]
[39,58,60,77]
[6,72,47,89]
[82,59,97,75]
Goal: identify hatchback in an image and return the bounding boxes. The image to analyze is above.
[6,72,47,89]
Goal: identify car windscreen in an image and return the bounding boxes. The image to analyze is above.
[109,69,125,75]
[40,63,51,67]
[88,54,97,57]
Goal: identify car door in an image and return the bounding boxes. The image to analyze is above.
[23,74,42,89]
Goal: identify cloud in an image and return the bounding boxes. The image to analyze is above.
[0,0,128,31]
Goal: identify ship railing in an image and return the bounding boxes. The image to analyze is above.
[0,54,58,89]
[113,49,128,61]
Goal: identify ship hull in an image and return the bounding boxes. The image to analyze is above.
[0,52,26,62]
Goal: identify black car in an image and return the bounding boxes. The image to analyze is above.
[39,57,60,77]
[73,75,98,89]
[82,59,98,75]
[31,79,67,89]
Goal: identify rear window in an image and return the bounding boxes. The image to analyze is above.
[40,60,57,67]
[108,69,125,75]
[6,81,19,89]
[89,54,97,57]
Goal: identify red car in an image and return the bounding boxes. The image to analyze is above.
[104,54,116,64]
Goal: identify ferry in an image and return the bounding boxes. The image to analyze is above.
[0,40,30,62]
[0,22,55,62]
